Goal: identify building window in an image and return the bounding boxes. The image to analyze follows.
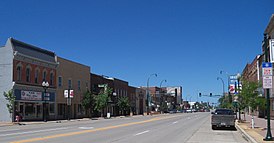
[16,66,22,81]
[50,72,54,86]
[43,70,47,81]
[35,69,39,84]
[26,68,31,82]
[68,79,72,89]
[78,80,81,91]
[58,76,62,87]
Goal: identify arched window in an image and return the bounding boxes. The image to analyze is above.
[35,68,39,84]
[50,71,54,86]
[26,68,31,82]
[43,70,47,81]
[16,66,22,81]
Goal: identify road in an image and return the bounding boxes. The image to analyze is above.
[0,112,247,143]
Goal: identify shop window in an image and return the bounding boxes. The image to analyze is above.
[49,103,55,114]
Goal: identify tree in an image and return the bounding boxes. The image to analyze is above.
[239,80,265,115]
[117,96,130,116]
[218,95,233,109]
[82,91,95,118]
[3,90,15,121]
[94,86,112,117]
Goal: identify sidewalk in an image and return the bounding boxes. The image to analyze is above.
[237,114,274,143]
[0,114,149,127]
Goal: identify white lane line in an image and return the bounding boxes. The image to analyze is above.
[134,130,150,136]
[0,127,68,137]
[172,121,178,124]
[187,117,191,119]
[0,129,20,132]
[78,127,94,130]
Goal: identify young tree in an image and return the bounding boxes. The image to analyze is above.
[117,96,130,116]
[94,86,112,117]
[3,90,15,121]
[82,91,95,118]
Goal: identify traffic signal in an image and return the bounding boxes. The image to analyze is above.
[199,93,201,97]
[210,93,212,97]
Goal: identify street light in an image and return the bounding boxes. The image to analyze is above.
[42,81,49,122]
[220,70,232,103]
[217,77,225,97]
[147,73,157,115]
[236,73,241,121]
[160,79,167,113]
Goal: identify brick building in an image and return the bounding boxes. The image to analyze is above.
[0,38,58,121]
[56,57,90,120]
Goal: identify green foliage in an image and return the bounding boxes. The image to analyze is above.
[218,94,232,109]
[239,80,265,112]
[3,90,15,114]
[82,91,95,117]
[94,86,112,113]
[117,96,130,115]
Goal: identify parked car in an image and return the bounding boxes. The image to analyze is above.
[211,108,235,130]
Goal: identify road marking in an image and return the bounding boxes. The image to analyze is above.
[172,121,178,124]
[78,127,94,130]
[10,116,178,143]
[0,127,68,137]
[134,130,149,136]
[187,117,191,119]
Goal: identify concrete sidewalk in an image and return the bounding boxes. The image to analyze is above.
[0,114,149,127]
[237,114,274,143]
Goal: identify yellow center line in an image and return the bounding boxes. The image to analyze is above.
[10,115,177,143]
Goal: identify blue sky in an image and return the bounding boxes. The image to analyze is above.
[1,0,273,104]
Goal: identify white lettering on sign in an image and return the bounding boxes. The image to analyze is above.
[21,90,42,100]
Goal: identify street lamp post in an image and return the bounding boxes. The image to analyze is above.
[220,70,232,103]
[236,73,241,121]
[217,77,225,97]
[263,34,273,141]
[42,81,49,122]
[147,73,157,115]
[160,79,167,114]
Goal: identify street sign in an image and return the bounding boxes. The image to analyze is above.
[262,62,273,76]
[64,90,74,98]
[262,62,273,89]
[263,76,272,89]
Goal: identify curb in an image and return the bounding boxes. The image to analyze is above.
[236,123,258,143]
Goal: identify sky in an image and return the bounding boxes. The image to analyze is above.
[1,0,273,104]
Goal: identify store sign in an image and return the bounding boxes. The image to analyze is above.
[21,90,42,100]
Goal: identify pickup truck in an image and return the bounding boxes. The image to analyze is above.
[211,108,235,129]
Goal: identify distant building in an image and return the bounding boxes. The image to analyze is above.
[0,38,58,121]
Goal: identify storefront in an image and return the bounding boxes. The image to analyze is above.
[14,89,55,121]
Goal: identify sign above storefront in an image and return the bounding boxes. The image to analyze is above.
[21,90,42,101]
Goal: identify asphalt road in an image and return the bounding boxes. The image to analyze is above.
[0,112,247,143]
